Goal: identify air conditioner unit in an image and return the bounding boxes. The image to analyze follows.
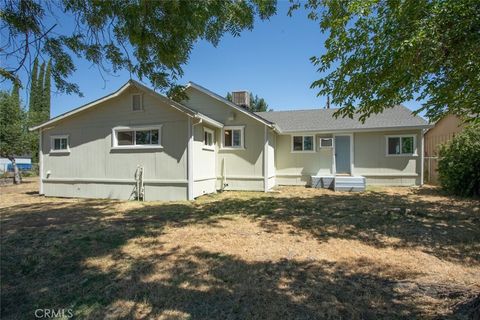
[319,138,333,148]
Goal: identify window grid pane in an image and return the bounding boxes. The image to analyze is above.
[293,136,303,151]
[303,136,313,151]
[388,137,401,154]
[135,130,151,145]
[118,131,134,145]
[224,130,232,147]
[232,130,241,147]
[401,137,414,154]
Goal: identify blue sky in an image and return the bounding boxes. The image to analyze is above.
[4,1,423,118]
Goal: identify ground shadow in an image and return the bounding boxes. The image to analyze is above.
[1,186,478,319]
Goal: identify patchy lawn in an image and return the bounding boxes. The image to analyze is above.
[1,179,479,319]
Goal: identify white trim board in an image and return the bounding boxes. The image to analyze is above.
[30,80,223,132]
[186,82,275,128]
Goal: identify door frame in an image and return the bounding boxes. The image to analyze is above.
[332,133,354,175]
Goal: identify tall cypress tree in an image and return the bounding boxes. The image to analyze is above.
[36,62,46,123]
[28,58,38,112]
[43,60,51,119]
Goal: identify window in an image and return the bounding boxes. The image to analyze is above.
[386,135,416,156]
[132,94,143,111]
[112,125,162,149]
[292,135,314,152]
[319,138,333,148]
[50,135,69,153]
[204,127,214,149]
[223,126,244,148]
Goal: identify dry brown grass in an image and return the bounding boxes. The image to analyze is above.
[1,179,479,319]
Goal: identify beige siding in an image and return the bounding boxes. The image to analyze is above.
[425,114,464,157]
[184,88,266,191]
[353,130,422,185]
[42,86,189,200]
[276,134,333,185]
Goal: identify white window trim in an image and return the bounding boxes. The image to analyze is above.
[111,125,163,150]
[131,93,143,112]
[50,134,70,154]
[221,125,245,150]
[385,134,417,157]
[319,137,333,149]
[203,127,215,151]
[291,135,316,153]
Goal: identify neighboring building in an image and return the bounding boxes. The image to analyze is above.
[30,80,431,201]
[0,156,32,173]
[424,114,466,184]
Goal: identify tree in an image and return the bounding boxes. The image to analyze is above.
[249,93,269,112]
[0,90,27,184]
[1,0,276,97]
[43,59,51,119]
[28,57,39,112]
[438,124,480,196]
[226,92,271,112]
[294,0,480,122]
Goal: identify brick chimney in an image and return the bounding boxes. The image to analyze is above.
[231,91,250,109]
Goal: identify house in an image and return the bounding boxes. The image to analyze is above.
[424,114,466,184]
[30,80,432,201]
[0,156,32,173]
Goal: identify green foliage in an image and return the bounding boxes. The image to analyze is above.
[438,124,480,196]
[1,0,276,96]
[249,93,269,112]
[226,92,271,112]
[296,0,480,122]
[28,58,39,112]
[0,90,28,159]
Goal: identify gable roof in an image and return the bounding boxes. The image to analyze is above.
[185,82,275,128]
[30,80,223,131]
[256,105,431,133]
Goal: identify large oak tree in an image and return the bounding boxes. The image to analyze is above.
[293,0,479,122]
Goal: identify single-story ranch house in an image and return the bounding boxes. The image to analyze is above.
[31,80,432,201]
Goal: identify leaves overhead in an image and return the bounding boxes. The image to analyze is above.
[1,0,277,95]
[294,0,480,122]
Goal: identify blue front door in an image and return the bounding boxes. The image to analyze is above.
[335,136,351,174]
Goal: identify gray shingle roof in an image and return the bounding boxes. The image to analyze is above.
[256,105,430,132]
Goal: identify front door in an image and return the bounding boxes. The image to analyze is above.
[335,136,351,174]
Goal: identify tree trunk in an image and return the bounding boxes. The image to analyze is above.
[8,156,21,184]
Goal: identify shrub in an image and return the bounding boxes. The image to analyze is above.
[438,124,480,196]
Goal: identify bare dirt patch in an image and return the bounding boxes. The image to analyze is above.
[1,180,479,319]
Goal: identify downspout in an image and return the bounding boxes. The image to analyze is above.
[187,116,203,200]
[264,125,268,192]
[39,128,44,195]
[420,129,425,186]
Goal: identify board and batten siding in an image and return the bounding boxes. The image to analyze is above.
[42,86,190,201]
[183,87,266,191]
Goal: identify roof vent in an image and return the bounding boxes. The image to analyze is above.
[231,91,250,108]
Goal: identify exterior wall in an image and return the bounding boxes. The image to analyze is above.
[275,134,333,186]
[424,115,464,184]
[184,88,266,191]
[267,130,276,189]
[41,86,189,201]
[193,124,217,198]
[353,130,422,185]
[424,114,464,156]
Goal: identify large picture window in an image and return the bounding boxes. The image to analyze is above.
[223,126,244,149]
[112,125,162,149]
[292,135,314,152]
[386,135,416,156]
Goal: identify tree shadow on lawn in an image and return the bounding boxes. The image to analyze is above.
[0,188,478,319]
[193,190,480,264]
